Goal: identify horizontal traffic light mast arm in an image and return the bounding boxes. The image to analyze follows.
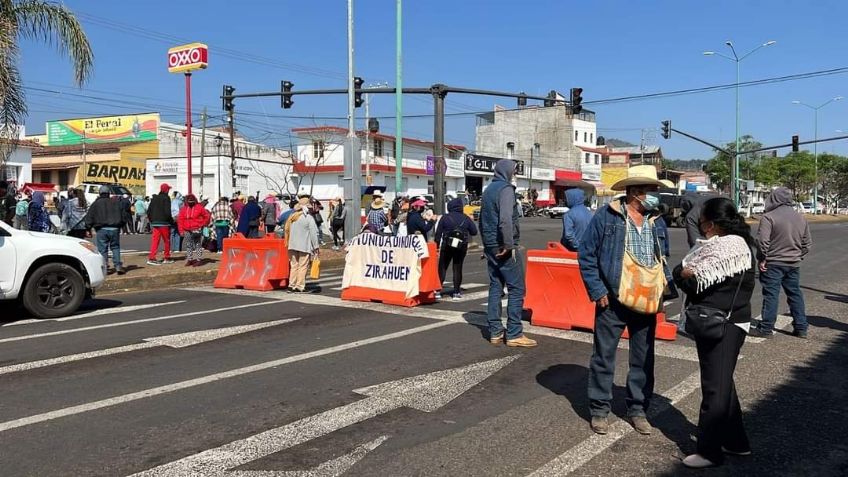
[223,85,568,103]
[670,128,732,156]
[739,134,848,156]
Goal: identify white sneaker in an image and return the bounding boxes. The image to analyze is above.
[682,454,718,468]
[434,291,442,299]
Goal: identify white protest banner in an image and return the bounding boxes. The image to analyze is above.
[341,234,430,298]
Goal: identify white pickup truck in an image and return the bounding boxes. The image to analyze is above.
[0,221,106,319]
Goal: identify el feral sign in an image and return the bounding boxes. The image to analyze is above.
[464,153,525,176]
[167,43,208,73]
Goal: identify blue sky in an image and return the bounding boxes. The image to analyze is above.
[17,0,848,159]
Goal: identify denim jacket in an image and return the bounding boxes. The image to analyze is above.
[578,198,673,302]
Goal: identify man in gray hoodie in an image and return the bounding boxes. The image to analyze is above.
[750,187,812,339]
[480,159,536,348]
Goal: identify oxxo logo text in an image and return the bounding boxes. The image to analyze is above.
[167,43,208,73]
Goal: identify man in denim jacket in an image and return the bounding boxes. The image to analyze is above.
[578,165,673,436]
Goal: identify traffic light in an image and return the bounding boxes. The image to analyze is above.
[354,76,365,108]
[570,87,583,114]
[792,135,799,152]
[222,85,235,111]
[543,90,556,107]
[661,120,671,139]
[281,80,294,109]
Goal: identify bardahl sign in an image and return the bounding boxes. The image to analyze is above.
[167,42,208,73]
[464,153,525,175]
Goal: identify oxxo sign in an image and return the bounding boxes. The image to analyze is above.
[167,42,208,73]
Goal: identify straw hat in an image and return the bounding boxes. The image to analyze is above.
[611,165,665,191]
[659,179,675,188]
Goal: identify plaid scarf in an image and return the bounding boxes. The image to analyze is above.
[682,234,751,293]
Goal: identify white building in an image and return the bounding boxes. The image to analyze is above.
[2,126,36,187]
[146,122,295,200]
[291,126,466,201]
[572,111,602,184]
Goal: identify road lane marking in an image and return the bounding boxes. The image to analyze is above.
[0,319,299,376]
[0,301,281,344]
[528,372,702,476]
[0,320,454,433]
[129,357,515,476]
[3,301,186,327]
[194,287,699,362]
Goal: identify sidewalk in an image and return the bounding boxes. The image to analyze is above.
[99,245,347,295]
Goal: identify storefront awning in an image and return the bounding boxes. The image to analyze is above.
[552,178,596,189]
[20,182,57,194]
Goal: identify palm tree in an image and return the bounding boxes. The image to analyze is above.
[0,0,93,164]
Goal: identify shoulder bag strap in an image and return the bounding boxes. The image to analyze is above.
[725,272,745,319]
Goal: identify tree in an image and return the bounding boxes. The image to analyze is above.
[1,0,93,167]
[777,151,815,202]
[818,153,848,213]
[704,135,762,193]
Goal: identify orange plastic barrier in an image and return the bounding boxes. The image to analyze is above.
[342,242,440,307]
[214,234,290,291]
[525,241,677,341]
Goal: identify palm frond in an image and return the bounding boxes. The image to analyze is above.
[12,0,94,86]
[0,20,25,164]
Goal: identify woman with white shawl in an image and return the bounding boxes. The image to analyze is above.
[673,197,757,469]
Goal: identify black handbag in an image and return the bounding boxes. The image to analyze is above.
[683,275,743,341]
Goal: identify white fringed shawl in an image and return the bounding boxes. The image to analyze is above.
[682,235,751,293]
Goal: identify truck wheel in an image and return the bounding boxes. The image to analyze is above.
[22,263,86,319]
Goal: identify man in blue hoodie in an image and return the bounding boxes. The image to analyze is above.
[480,159,537,348]
[561,188,592,252]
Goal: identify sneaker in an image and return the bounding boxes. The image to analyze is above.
[434,291,442,299]
[116,267,126,276]
[216,251,223,255]
[722,446,752,456]
[185,260,195,267]
[452,292,463,300]
[161,258,175,264]
[792,330,808,339]
[506,335,538,348]
[590,416,609,435]
[332,246,340,251]
[682,454,718,468]
[146,260,162,266]
[489,333,504,345]
[192,260,203,267]
[627,415,652,435]
[748,328,774,339]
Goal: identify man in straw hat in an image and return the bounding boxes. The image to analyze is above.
[578,165,674,436]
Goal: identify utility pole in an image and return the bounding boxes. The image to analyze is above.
[528,147,535,191]
[228,108,236,192]
[365,91,371,185]
[343,0,362,243]
[185,72,193,195]
[395,0,403,196]
[81,130,87,184]
[199,108,207,197]
[432,84,447,215]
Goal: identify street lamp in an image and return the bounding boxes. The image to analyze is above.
[214,134,224,199]
[792,96,843,214]
[704,39,776,207]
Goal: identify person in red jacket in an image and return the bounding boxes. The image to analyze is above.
[177,194,211,266]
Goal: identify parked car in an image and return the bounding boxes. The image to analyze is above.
[80,182,131,204]
[0,220,105,319]
[751,202,765,214]
[547,203,569,219]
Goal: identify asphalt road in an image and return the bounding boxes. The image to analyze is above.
[1,217,846,476]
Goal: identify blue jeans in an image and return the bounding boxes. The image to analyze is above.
[484,248,525,340]
[215,225,230,252]
[170,226,182,252]
[95,228,122,269]
[760,264,807,333]
[588,299,656,418]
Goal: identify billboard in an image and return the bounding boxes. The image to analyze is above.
[46,113,159,146]
[82,158,147,187]
[168,43,209,73]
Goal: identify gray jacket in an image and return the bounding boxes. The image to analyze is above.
[757,187,811,267]
[287,213,319,254]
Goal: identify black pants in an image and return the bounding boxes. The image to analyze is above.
[331,219,344,247]
[438,244,468,292]
[695,323,750,463]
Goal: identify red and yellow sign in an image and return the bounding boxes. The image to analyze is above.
[167,42,208,73]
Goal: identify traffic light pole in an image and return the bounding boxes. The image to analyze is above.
[432,85,447,215]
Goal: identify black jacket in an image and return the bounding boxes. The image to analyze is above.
[435,198,478,246]
[673,257,756,324]
[407,210,433,238]
[84,196,125,230]
[147,192,173,225]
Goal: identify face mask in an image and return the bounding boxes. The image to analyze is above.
[639,192,660,211]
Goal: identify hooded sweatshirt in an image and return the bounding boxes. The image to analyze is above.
[480,159,520,250]
[27,192,52,233]
[561,188,592,251]
[435,197,478,246]
[757,187,811,266]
